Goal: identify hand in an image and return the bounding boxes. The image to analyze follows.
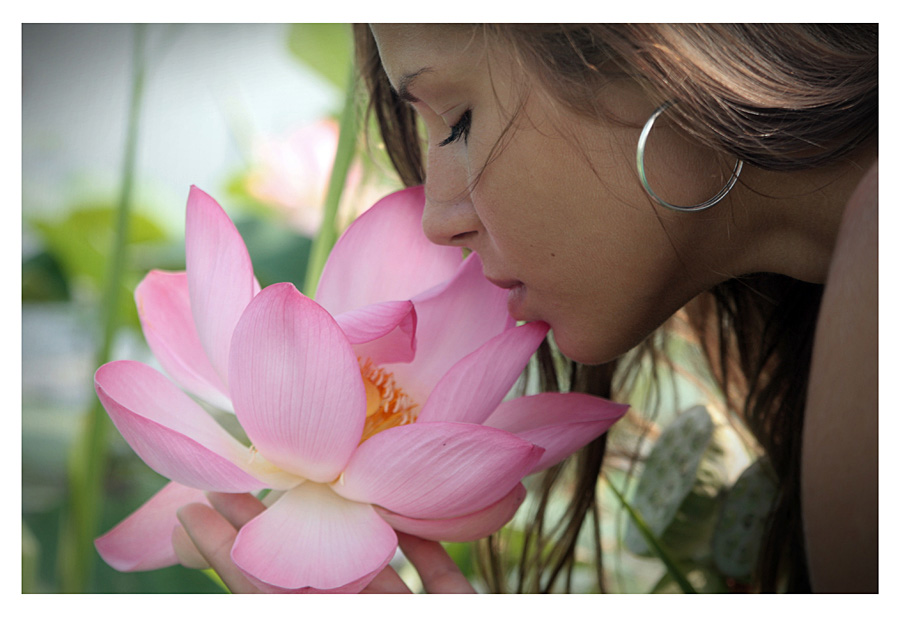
[174,492,476,594]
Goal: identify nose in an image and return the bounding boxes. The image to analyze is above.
[421,150,483,248]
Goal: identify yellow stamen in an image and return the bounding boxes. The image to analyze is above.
[359,358,419,442]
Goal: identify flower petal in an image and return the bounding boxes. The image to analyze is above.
[385,253,515,404]
[417,321,549,425]
[484,393,629,473]
[241,565,389,594]
[135,270,232,410]
[185,186,257,386]
[95,482,208,572]
[316,186,463,314]
[335,300,417,364]
[334,422,542,519]
[231,482,397,591]
[95,360,277,492]
[229,283,366,483]
[375,483,527,543]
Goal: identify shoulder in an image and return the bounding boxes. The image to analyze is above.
[817,160,877,369]
[809,159,877,397]
[821,160,877,324]
[801,159,877,592]
[814,159,877,358]
[839,160,878,259]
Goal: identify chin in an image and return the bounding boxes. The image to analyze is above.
[551,329,623,366]
[554,332,617,364]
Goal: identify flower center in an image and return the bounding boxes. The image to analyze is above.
[358,357,419,442]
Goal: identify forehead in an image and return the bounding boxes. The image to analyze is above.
[370,24,487,90]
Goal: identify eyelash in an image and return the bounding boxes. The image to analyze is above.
[438,109,472,147]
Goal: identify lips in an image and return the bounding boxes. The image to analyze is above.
[485,276,522,290]
[505,283,528,321]
[485,276,528,321]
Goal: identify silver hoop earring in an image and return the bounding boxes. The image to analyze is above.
[636,101,743,212]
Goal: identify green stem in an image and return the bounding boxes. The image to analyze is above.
[59,24,147,593]
[605,476,698,594]
[302,67,358,298]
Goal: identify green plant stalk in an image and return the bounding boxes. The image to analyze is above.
[605,477,698,594]
[203,569,230,593]
[58,24,147,593]
[303,67,359,297]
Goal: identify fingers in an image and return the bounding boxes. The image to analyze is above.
[360,565,413,594]
[206,491,266,528]
[176,502,261,594]
[172,524,210,569]
[397,532,476,594]
[173,493,261,576]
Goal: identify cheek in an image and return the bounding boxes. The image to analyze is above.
[466,105,691,362]
[472,135,594,241]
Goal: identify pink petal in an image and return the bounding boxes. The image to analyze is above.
[231,482,397,591]
[185,186,257,386]
[385,253,515,405]
[483,393,629,473]
[315,186,463,315]
[94,361,271,492]
[375,483,527,543]
[333,422,542,519]
[335,300,417,364]
[241,566,389,594]
[135,270,232,410]
[95,482,208,572]
[417,321,549,425]
[228,283,366,483]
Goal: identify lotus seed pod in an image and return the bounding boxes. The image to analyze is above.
[654,433,729,560]
[711,457,778,580]
[624,405,718,556]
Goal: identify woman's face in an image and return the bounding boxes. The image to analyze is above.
[371,25,731,364]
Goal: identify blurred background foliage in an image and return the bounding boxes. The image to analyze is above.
[21,24,771,594]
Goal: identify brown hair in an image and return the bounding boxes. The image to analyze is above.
[354,23,877,592]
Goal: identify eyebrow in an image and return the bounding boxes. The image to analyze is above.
[396,67,433,103]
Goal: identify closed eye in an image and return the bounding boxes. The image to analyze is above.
[438,109,472,147]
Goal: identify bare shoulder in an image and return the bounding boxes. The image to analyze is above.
[802,159,878,592]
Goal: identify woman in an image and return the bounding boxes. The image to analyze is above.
[176,24,877,593]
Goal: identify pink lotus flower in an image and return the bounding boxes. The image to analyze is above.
[94,185,628,592]
[95,184,514,581]
[244,119,386,236]
[95,185,458,572]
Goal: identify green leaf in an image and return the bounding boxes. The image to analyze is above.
[287,24,352,89]
[28,205,168,328]
[30,205,167,286]
[22,251,70,302]
[712,457,778,580]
